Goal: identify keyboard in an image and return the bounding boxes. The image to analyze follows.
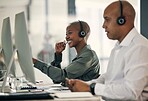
[20,86,37,90]
[0,92,54,100]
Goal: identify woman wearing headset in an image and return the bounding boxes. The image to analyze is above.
[33,21,100,85]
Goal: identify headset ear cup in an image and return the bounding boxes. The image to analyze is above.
[79,31,86,37]
[117,16,126,25]
[78,20,86,37]
[118,0,126,25]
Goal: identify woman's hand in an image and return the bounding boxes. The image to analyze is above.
[55,42,66,54]
[32,58,37,64]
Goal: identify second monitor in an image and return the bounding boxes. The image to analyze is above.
[15,12,36,84]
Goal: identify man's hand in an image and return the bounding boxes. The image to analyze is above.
[66,79,90,92]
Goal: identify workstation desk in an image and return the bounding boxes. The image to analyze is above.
[0,84,102,101]
[0,92,101,101]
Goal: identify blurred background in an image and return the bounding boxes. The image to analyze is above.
[0,0,140,75]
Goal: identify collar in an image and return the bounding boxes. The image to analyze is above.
[72,45,91,62]
[116,27,138,47]
[76,45,91,57]
[79,44,91,53]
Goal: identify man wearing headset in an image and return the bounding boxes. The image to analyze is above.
[33,21,100,84]
[66,1,148,101]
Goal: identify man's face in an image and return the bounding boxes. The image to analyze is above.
[102,7,122,41]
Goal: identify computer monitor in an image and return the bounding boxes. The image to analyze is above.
[1,17,16,77]
[14,12,36,84]
[1,17,17,92]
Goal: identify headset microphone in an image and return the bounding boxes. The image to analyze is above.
[117,0,126,25]
[78,20,86,37]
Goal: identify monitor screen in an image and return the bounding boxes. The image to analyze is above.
[14,12,36,84]
[1,17,16,77]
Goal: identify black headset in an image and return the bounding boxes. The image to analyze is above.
[78,20,86,37]
[117,0,126,25]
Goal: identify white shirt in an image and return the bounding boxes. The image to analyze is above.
[88,27,148,101]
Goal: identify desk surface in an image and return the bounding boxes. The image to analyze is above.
[54,96,101,101]
[0,92,102,101]
[18,96,101,101]
[0,83,102,101]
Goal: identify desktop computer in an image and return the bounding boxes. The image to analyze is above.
[0,12,54,100]
[1,17,16,93]
[0,12,36,92]
[15,11,36,84]
[1,17,16,78]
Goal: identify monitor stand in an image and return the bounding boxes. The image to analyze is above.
[1,49,17,93]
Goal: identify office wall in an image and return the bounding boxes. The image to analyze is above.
[0,0,139,74]
[141,0,148,39]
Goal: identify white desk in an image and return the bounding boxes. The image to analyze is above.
[53,96,101,101]
[19,96,101,101]
[50,92,101,101]
[0,83,102,101]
